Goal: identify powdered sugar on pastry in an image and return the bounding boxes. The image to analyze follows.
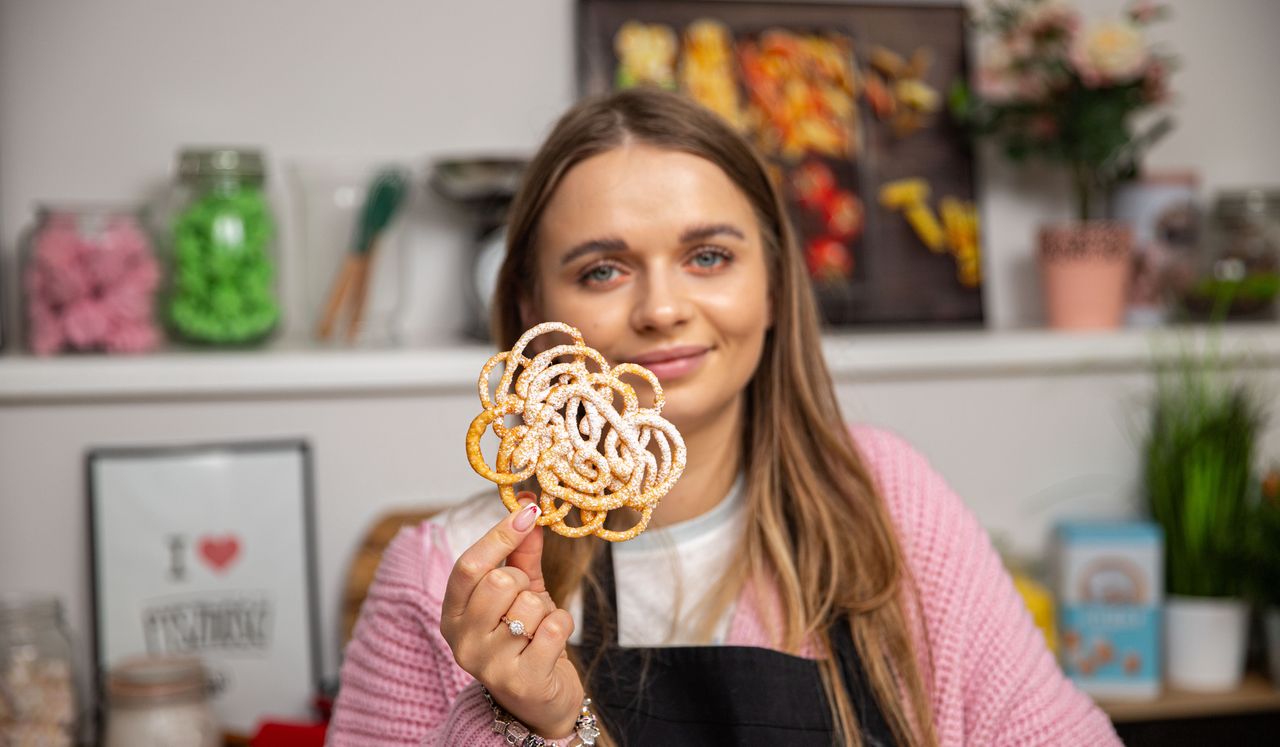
[465,322,687,541]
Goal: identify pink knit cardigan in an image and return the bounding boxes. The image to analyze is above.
[328,425,1120,745]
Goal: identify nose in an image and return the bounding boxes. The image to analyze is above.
[630,266,692,334]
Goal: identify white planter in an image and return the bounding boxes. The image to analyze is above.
[1164,595,1249,692]
[1267,607,1280,691]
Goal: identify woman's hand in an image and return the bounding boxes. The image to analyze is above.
[440,493,584,739]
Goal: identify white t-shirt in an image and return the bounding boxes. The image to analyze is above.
[441,477,746,647]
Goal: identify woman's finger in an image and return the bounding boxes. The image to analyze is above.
[492,589,551,647]
[506,492,550,597]
[520,608,576,678]
[442,502,542,619]
[463,566,531,628]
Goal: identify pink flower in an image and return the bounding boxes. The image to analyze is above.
[1128,0,1164,24]
[1071,20,1149,86]
[1024,0,1081,37]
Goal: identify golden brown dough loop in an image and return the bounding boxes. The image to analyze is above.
[464,322,687,541]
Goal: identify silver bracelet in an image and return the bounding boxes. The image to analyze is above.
[481,686,600,746]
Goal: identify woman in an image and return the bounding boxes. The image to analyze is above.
[329,88,1119,746]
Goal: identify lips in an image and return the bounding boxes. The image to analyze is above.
[626,345,710,382]
[629,345,709,365]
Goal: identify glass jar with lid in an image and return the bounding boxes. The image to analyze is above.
[1183,188,1280,319]
[19,205,163,355]
[103,656,219,747]
[164,147,282,345]
[0,594,80,746]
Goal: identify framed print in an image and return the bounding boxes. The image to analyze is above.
[578,0,983,327]
[87,440,318,733]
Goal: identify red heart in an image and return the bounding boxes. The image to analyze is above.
[198,535,240,573]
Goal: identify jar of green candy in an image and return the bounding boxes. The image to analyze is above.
[166,148,281,345]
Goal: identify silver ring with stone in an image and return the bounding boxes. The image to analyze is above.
[501,615,534,640]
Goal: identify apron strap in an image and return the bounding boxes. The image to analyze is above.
[829,616,895,742]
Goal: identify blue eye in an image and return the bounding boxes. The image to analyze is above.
[690,247,730,269]
[581,264,620,285]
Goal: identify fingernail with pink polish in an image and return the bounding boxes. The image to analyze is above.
[513,502,541,532]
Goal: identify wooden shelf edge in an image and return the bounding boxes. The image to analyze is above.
[1100,673,1280,723]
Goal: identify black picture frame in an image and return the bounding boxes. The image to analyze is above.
[86,439,319,734]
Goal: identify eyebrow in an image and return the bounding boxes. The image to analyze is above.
[558,222,748,266]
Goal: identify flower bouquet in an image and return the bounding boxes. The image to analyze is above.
[952,0,1178,328]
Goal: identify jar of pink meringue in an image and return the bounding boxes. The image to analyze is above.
[19,206,163,356]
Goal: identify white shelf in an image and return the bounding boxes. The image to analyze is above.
[2,323,1279,403]
[820,322,1280,380]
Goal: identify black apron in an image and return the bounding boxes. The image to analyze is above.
[571,545,895,746]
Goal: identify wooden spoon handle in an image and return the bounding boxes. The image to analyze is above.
[345,240,378,343]
[318,255,361,341]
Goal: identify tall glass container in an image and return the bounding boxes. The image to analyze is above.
[20,206,161,355]
[0,595,79,746]
[165,148,281,345]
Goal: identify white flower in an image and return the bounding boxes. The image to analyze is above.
[1071,20,1149,85]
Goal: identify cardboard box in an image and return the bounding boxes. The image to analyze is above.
[1054,521,1163,700]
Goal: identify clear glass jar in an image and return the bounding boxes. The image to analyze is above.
[164,147,281,345]
[287,160,414,348]
[103,657,219,747]
[0,595,79,746]
[1184,188,1280,319]
[19,205,162,356]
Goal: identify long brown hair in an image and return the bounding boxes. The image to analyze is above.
[492,88,935,746]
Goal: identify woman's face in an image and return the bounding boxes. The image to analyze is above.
[529,144,772,433]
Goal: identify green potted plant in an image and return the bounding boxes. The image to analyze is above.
[1247,465,1280,691]
[1143,331,1265,692]
[952,0,1176,329]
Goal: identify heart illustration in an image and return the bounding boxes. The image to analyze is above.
[198,535,241,573]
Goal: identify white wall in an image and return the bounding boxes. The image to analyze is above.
[3,0,1280,727]
[976,0,1280,325]
[3,0,1280,334]
[0,0,578,344]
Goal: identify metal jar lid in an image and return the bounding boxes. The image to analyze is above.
[0,593,64,626]
[106,656,213,707]
[177,147,266,181]
[1213,188,1280,222]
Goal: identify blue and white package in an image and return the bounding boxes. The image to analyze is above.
[1054,521,1163,700]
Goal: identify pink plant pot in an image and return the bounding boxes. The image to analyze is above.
[1039,221,1133,330]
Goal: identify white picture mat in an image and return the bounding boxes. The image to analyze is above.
[90,443,316,733]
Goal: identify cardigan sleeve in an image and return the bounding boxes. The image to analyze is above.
[851,425,1120,746]
[328,521,574,746]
